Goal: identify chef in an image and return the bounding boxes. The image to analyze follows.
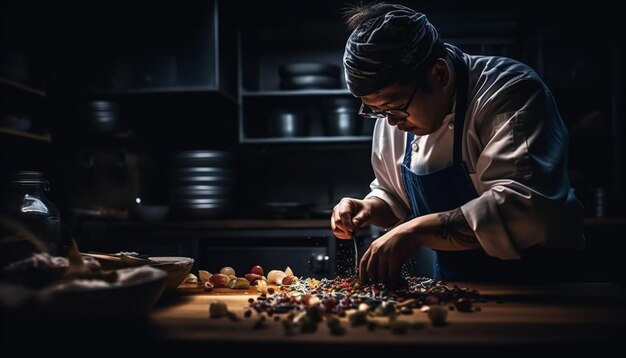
[331,2,585,283]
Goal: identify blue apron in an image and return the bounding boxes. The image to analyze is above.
[401,47,535,282]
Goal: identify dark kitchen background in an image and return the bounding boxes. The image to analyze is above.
[0,1,624,281]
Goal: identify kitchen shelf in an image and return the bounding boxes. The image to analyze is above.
[82,218,625,230]
[77,219,336,241]
[239,92,364,143]
[0,126,51,143]
[548,83,615,90]
[0,76,46,97]
[78,85,236,102]
[237,6,355,146]
[242,89,351,97]
[584,218,626,227]
[81,219,329,230]
[241,136,371,144]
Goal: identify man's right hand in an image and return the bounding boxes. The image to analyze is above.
[331,198,373,240]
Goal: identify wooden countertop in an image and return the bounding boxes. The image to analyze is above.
[80,219,332,230]
[3,281,624,355]
[79,217,626,230]
[147,282,626,351]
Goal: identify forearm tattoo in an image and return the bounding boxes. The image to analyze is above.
[436,208,480,248]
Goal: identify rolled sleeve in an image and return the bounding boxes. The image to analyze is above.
[461,191,521,260]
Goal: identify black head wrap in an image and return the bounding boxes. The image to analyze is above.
[343,4,439,96]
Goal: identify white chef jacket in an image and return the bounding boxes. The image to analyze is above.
[365,51,586,260]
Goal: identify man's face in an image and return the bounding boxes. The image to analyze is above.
[360,60,452,136]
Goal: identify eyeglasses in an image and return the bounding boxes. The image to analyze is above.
[358,82,420,120]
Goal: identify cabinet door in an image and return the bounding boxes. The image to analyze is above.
[52,1,235,97]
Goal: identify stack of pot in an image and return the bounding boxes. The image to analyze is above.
[82,100,120,134]
[168,150,233,219]
[278,63,341,90]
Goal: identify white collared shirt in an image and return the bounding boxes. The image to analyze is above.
[365,52,585,260]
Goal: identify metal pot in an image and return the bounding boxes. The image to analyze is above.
[268,110,307,137]
[326,98,359,136]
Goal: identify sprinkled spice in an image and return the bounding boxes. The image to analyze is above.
[247,276,481,318]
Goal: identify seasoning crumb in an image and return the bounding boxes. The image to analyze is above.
[209,301,228,318]
[252,315,267,330]
[244,275,481,334]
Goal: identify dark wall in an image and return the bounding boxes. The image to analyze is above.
[1,0,624,218]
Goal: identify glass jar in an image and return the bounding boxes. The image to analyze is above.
[0,171,61,255]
